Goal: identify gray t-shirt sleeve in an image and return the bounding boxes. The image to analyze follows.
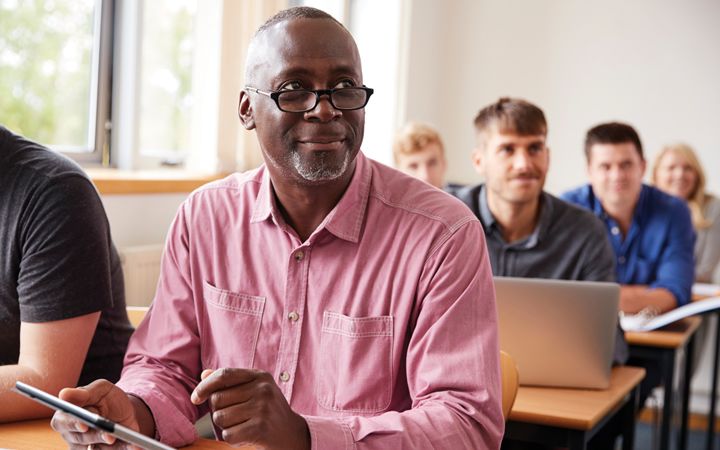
[579,215,617,283]
[17,174,114,322]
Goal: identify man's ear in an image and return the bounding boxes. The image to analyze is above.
[471,148,484,175]
[238,91,255,130]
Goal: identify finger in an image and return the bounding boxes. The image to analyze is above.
[101,431,117,445]
[218,417,262,447]
[57,428,107,445]
[211,400,254,428]
[201,368,215,380]
[191,368,260,405]
[52,411,89,434]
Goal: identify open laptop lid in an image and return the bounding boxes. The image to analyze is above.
[494,276,620,389]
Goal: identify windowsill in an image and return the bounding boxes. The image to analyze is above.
[86,168,228,195]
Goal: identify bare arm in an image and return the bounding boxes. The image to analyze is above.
[620,285,676,314]
[0,312,100,422]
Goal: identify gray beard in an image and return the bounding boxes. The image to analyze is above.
[289,149,351,182]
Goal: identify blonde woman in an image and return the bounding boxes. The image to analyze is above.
[652,143,720,284]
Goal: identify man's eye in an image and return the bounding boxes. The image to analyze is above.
[280,81,304,91]
[334,79,356,89]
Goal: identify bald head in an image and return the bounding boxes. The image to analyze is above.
[245,7,358,86]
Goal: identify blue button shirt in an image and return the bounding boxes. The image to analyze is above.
[561,184,695,306]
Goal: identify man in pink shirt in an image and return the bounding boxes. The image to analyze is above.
[51,6,503,449]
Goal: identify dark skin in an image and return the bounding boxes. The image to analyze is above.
[51,17,366,450]
[239,18,364,241]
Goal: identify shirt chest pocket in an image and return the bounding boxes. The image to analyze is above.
[200,281,265,370]
[316,311,393,414]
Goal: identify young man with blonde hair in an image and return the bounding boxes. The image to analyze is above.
[392,122,448,190]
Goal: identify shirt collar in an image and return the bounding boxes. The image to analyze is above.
[478,185,548,249]
[250,152,371,244]
[588,183,649,223]
[478,185,497,229]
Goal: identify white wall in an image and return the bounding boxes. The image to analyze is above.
[402,0,720,195]
[101,194,186,248]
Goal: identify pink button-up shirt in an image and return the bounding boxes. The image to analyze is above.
[117,152,503,449]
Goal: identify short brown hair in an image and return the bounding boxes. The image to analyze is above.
[473,97,547,146]
[584,122,644,162]
[393,122,445,164]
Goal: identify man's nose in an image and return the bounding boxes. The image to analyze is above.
[512,151,531,170]
[608,166,624,180]
[305,95,341,122]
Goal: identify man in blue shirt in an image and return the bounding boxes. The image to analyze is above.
[562,122,695,315]
[563,122,695,422]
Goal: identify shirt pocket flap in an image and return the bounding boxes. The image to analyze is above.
[321,311,393,337]
[202,281,265,316]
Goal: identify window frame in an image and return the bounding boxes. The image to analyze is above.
[59,0,114,166]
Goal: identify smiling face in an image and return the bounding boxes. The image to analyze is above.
[239,18,365,186]
[473,127,549,206]
[654,150,698,200]
[587,142,646,210]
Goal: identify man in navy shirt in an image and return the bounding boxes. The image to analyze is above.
[562,122,695,314]
[563,122,695,413]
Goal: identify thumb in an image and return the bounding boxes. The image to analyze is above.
[58,386,91,406]
[60,379,116,408]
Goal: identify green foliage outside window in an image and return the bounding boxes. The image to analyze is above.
[0,0,95,149]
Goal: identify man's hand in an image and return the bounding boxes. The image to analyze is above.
[51,379,142,449]
[191,368,310,450]
[620,285,677,314]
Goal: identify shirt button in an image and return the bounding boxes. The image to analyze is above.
[618,256,626,264]
[279,371,290,382]
[288,311,300,322]
[294,251,304,261]
[611,226,620,235]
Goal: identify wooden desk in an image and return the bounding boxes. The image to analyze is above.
[625,316,701,450]
[692,291,720,450]
[504,366,646,450]
[0,419,237,449]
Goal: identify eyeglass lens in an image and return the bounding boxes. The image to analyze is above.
[278,88,367,112]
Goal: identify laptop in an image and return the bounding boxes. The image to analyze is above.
[494,276,620,389]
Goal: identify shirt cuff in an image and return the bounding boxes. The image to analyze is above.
[305,415,355,450]
[117,378,198,447]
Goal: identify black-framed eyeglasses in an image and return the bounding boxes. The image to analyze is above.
[245,86,374,113]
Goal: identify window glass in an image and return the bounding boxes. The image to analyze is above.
[138,0,198,157]
[0,0,96,151]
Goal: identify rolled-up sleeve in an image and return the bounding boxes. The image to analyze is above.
[116,201,204,447]
[303,220,504,449]
[650,201,695,306]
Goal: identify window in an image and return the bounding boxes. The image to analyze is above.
[0,0,112,163]
[0,0,202,169]
[1,1,397,171]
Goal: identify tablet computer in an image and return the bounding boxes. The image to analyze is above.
[13,381,176,450]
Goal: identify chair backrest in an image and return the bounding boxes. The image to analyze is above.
[500,350,519,420]
[126,306,149,328]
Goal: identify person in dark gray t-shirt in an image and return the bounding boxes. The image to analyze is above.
[0,125,133,421]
